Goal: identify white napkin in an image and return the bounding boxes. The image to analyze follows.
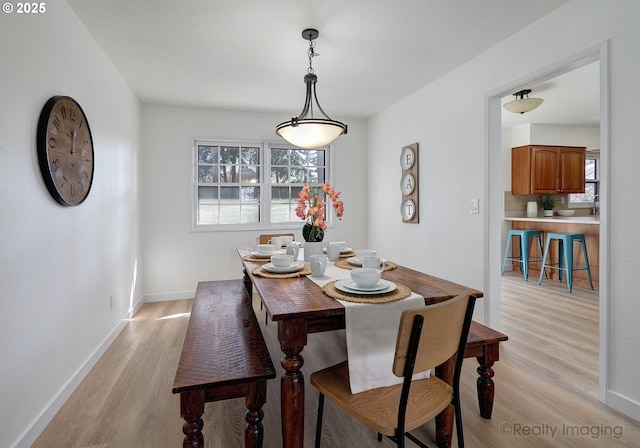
[307,263,429,394]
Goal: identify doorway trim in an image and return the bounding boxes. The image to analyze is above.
[484,41,609,404]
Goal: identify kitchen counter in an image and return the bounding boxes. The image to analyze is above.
[505,213,599,225]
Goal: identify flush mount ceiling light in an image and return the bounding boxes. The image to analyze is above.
[503,89,544,114]
[276,28,347,149]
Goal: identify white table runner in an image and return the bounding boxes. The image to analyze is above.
[306,261,428,394]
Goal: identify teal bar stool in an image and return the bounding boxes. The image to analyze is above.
[538,232,594,292]
[501,229,544,281]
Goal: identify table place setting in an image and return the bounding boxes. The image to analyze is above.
[334,248,398,271]
[306,258,428,394]
[251,252,311,278]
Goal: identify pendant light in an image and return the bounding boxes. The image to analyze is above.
[503,89,544,114]
[276,29,347,149]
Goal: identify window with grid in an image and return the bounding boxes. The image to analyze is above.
[194,141,329,229]
[569,155,599,206]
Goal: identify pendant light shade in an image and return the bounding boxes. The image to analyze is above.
[503,89,544,114]
[276,29,347,149]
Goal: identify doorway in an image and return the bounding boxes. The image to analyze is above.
[485,42,609,403]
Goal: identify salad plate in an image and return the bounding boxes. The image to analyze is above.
[335,279,397,295]
[262,262,304,273]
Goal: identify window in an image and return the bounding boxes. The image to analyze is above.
[194,140,330,230]
[569,154,599,206]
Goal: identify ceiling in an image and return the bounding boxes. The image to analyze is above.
[67,0,595,127]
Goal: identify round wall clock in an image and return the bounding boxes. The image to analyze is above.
[37,96,94,206]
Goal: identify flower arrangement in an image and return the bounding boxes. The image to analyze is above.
[295,182,344,242]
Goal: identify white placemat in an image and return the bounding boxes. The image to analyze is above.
[307,262,429,394]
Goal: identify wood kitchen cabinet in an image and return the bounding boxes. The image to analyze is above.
[511,145,586,194]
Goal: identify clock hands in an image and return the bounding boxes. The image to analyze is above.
[71,129,77,155]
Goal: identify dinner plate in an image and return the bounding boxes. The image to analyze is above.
[323,246,353,254]
[341,279,389,292]
[251,249,285,258]
[335,279,397,295]
[346,257,386,266]
[262,262,304,273]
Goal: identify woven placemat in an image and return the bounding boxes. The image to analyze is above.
[251,265,311,278]
[339,251,356,258]
[243,254,272,262]
[322,280,411,304]
[334,259,398,271]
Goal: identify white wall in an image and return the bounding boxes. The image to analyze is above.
[141,104,368,299]
[368,0,640,420]
[0,2,142,447]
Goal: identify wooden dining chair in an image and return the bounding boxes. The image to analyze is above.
[257,233,295,244]
[255,233,295,324]
[310,290,477,448]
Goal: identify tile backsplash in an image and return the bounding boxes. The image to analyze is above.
[504,191,591,216]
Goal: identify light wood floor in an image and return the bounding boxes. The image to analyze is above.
[34,274,640,447]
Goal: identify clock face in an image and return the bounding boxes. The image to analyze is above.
[400,173,416,195]
[401,199,416,221]
[37,96,94,206]
[400,147,415,170]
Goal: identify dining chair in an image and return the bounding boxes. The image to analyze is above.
[257,233,295,244]
[256,233,295,324]
[310,290,477,448]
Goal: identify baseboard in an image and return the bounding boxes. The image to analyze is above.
[10,303,138,448]
[143,290,196,302]
[606,390,640,423]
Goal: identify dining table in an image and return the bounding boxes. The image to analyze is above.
[237,246,484,448]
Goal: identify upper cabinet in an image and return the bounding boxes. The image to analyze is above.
[511,145,586,195]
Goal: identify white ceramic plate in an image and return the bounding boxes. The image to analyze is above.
[342,279,389,292]
[346,256,386,266]
[251,249,285,258]
[262,261,304,273]
[323,246,353,254]
[335,279,397,295]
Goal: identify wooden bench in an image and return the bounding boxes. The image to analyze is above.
[172,280,276,448]
[465,321,509,419]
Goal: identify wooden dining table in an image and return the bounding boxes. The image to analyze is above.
[237,246,484,448]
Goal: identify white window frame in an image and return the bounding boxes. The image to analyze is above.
[569,152,600,208]
[191,139,335,232]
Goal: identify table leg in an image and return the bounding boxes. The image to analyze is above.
[435,356,455,448]
[278,319,307,448]
[245,381,267,448]
[476,343,500,419]
[242,268,253,297]
[180,390,205,448]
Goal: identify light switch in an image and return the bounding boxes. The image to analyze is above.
[471,198,479,214]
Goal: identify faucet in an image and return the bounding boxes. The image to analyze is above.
[592,194,600,215]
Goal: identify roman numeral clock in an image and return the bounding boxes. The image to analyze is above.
[37,96,94,206]
[400,143,419,223]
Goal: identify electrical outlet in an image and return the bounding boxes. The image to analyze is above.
[470,198,479,214]
[560,196,565,204]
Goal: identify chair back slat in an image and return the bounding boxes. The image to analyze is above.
[258,233,295,244]
[392,289,473,376]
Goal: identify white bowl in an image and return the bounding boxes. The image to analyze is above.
[257,244,276,254]
[271,254,294,267]
[556,209,576,216]
[350,268,381,289]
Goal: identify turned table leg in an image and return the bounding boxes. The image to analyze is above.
[476,356,496,419]
[245,381,267,448]
[435,356,455,448]
[278,319,307,448]
[180,390,205,448]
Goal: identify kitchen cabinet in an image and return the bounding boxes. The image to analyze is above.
[511,145,586,194]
